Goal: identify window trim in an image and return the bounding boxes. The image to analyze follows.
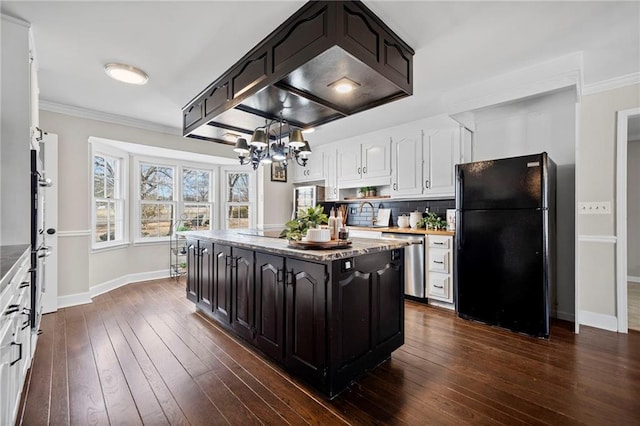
[181,165,215,232]
[90,141,129,251]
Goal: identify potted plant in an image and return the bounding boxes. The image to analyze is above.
[280,204,328,241]
[358,187,368,198]
[366,186,376,197]
[421,212,448,230]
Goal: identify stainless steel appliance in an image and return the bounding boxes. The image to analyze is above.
[455,152,556,337]
[292,185,325,218]
[382,233,425,298]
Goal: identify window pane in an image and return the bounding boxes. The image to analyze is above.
[184,204,211,231]
[227,205,249,229]
[94,156,105,196]
[140,203,173,237]
[184,169,210,202]
[106,158,116,179]
[106,177,115,198]
[227,173,249,202]
[140,165,174,201]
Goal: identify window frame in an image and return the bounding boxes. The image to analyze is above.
[222,167,256,230]
[181,166,214,232]
[90,141,129,251]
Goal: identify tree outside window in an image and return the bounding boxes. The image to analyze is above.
[139,164,174,238]
[226,172,250,229]
[182,168,212,231]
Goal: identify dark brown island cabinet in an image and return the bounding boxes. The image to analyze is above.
[183,231,406,397]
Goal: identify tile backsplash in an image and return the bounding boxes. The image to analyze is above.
[321,198,455,227]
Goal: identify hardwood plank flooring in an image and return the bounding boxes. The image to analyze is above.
[18,278,640,425]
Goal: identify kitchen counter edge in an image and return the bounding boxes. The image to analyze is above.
[179,230,409,262]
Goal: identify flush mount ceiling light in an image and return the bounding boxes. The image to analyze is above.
[104,63,149,85]
[328,77,361,94]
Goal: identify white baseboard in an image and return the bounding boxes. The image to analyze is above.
[579,310,618,332]
[57,269,170,309]
[90,269,170,298]
[628,276,640,284]
[57,292,92,309]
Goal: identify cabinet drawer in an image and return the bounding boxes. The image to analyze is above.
[428,274,449,299]
[428,235,450,249]
[428,250,449,273]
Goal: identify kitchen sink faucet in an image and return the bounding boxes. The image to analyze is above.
[358,201,377,226]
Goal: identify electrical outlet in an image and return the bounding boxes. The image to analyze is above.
[350,207,357,215]
[579,201,611,214]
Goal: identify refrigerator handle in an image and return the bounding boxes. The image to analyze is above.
[455,166,464,250]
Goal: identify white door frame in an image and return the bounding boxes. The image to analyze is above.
[616,107,640,333]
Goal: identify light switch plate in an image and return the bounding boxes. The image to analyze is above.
[579,201,611,214]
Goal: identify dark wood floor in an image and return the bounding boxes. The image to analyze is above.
[18,278,640,425]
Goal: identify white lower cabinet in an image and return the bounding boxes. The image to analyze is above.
[426,235,454,306]
[0,249,32,426]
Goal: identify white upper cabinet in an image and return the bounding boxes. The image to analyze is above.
[323,146,338,201]
[423,127,460,197]
[391,128,424,197]
[337,137,391,187]
[291,148,324,183]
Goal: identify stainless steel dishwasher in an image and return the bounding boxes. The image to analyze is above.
[382,233,425,298]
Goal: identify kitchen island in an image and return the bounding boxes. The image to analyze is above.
[181,230,407,397]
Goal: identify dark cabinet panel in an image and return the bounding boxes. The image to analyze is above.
[337,271,371,366]
[231,248,254,341]
[374,262,403,347]
[198,240,214,312]
[213,244,232,324]
[186,238,198,303]
[255,252,285,362]
[286,258,327,387]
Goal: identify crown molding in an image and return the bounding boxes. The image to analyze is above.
[582,72,640,96]
[39,100,182,136]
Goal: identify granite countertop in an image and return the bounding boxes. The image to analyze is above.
[347,226,455,237]
[1,244,31,294]
[179,230,409,262]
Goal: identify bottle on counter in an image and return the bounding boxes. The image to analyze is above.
[328,207,338,240]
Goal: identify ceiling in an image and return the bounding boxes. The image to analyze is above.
[2,1,639,146]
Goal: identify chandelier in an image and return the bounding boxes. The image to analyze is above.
[233,114,312,171]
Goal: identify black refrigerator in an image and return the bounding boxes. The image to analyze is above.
[454,153,556,338]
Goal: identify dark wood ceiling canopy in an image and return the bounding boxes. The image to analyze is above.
[182,0,414,144]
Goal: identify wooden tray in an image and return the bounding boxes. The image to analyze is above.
[288,240,352,250]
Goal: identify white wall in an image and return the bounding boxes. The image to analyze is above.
[39,109,235,299]
[257,165,293,228]
[578,83,640,322]
[472,88,577,320]
[1,16,31,245]
[628,140,640,278]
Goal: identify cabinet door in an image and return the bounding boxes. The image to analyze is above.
[186,239,199,303]
[373,262,404,349]
[285,258,327,387]
[424,128,459,197]
[212,244,232,324]
[198,240,214,311]
[337,143,361,182]
[292,151,324,183]
[255,252,285,362]
[362,138,391,179]
[231,247,254,341]
[392,131,423,196]
[324,147,338,201]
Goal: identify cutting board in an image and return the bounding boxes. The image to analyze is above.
[376,208,391,227]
